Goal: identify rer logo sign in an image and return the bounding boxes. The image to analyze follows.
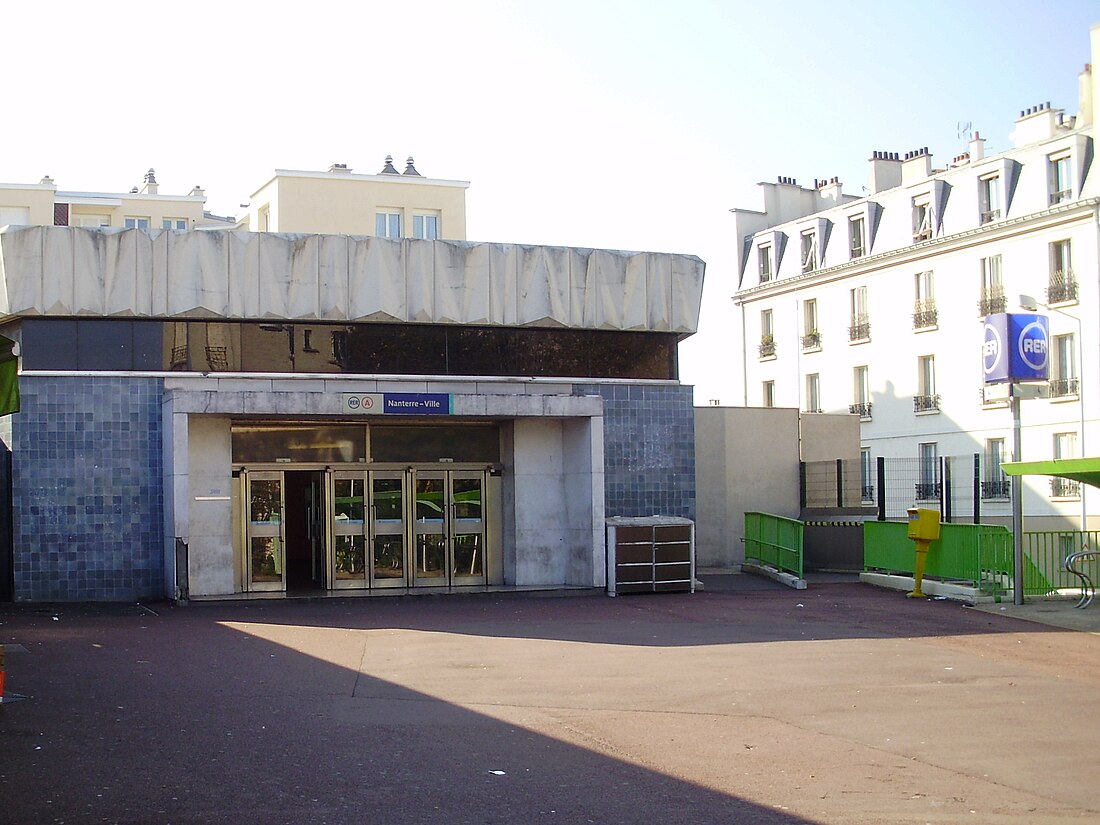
[983,313,1049,384]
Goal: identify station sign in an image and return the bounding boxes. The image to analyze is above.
[982,313,1049,384]
[342,393,453,415]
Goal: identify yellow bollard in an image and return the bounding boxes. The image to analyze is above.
[906,508,941,599]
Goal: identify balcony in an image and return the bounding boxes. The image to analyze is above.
[977,290,1007,316]
[1049,377,1079,398]
[800,330,821,351]
[860,485,875,502]
[913,394,940,413]
[848,316,870,342]
[1046,270,1078,304]
[1049,188,1072,205]
[758,337,776,359]
[848,401,872,419]
[912,300,937,329]
[850,243,865,259]
[1051,477,1081,498]
[979,208,1001,224]
[915,482,941,500]
[981,479,1011,499]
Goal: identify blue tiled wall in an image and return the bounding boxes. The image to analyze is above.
[12,376,164,601]
[575,383,695,521]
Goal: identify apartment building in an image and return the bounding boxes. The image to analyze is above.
[731,26,1099,531]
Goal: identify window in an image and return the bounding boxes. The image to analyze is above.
[849,286,869,341]
[912,200,932,242]
[258,206,271,232]
[850,366,871,419]
[915,355,938,412]
[1050,333,1078,398]
[75,214,111,228]
[860,449,874,502]
[162,218,187,230]
[1049,154,1073,204]
[759,309,775,358]
[0,206,31,226]
[1052,432,1080,497]
[124,216,150,230]
[849,215,865,259]
[978,255,1005,315]
[805,373,821,413]
[982,438,1009,499]
[376,211,401,238]
[758,245,773,282]
[762,380,775,408]
[913,271,936,328]
[801,299,820,350]
[917,442,939,500]
[1047,239,1076,304]
[412,213,440,240]
[800,230,816,273]
[979,175,1001,223]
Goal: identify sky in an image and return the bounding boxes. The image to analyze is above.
[2,1,1097,403]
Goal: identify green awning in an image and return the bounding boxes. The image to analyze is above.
[1001,457,1100,489]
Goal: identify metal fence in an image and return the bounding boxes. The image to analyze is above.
[1023,531,1100,595]
[744,512,803,579]
[803,454,1010,522]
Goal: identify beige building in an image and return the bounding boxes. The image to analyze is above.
[0,169,222,231]
[239,156,469,239]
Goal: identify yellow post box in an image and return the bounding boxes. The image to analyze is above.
[906,507,941,598]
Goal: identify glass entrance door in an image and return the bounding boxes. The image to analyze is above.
[413,471,449,587]
[369,471,406,588]
[412,470,486,588]
[244,471,285,591]
[449,471,485,585]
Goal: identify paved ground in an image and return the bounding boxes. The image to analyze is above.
[2,578,1099,825]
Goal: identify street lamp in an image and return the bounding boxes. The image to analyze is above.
[1019,294,1087,533]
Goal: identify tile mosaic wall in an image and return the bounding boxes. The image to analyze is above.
[575,383,695,521]
[12,376,164,601]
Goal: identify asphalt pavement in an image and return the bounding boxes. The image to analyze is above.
[2,579,1099,825]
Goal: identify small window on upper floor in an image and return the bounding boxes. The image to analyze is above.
[376,211,402,238]
[800,230,816,274]
[124,216,150,230]
[758,245,773,282]
[979,174,1001,224]
[1049,153,1073,205]
[75,214,111,228]
[848,215,865,259]
[912,200,932,242]
[412,213,440,240]
[162,218,187,231]
[762,380,775,408]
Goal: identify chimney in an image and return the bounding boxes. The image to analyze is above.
[380,155,400,175]
[1012,102,1060,146]
[868,151,902,193]
[328,163,352,173]
[39,175,55,187]
[1079,62,1093,128]
[901,147,931,184]
[189,185,205,199]
[140,168,158,195]
[403,156,421,176]
[968,131,985,162]
[819,176,842,205]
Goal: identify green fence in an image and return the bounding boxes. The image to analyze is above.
[1023,531,1100,595]
[744,512,803,579]
[864,521,1024,594]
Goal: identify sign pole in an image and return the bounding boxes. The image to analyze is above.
[1012,389,1025,605]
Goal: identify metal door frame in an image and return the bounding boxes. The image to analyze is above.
[242,469,286,592]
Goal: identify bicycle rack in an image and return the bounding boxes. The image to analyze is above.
[1064,549,1099,609]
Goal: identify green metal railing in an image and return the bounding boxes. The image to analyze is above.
[1023,531,1100,596]
[864,521,1024,594]
[744,512,803,579]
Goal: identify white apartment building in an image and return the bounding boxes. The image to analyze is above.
[731,25,1099,531]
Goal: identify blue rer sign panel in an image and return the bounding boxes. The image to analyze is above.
[982,313,1049,384]
[343,393,453,415]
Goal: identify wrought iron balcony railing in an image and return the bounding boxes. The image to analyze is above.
[1049,378,1079,398]
[915,482,941,500]
[801,331,821,350]
[861,485,875,502]
[978,290,1007,316]
[758,339,776,358]
[979,208,1001,224]
[1046,270,1078,304]
[913,394,940,413]
[1051,477,1081,498]
[1049,188,1072,205]
[848,317,870,341]
[848,402,872,419]
[912,301,937,329]
[981,479,1011,499]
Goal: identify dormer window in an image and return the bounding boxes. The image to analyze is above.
[758,245,773,282]
[979,174,1001,224]
[849,215,865,259]
[800,230,817,273]
[1049,153,1073,204]
[912,200,932,242]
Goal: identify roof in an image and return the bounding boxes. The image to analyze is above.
[1000,457,1100,489]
